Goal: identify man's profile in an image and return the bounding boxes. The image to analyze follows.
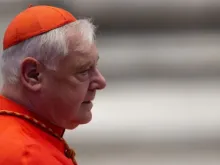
[0,5,106,165]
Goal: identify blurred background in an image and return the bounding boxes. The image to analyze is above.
[1,0,220,165]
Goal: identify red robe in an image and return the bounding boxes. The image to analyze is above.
[0,95,77,165]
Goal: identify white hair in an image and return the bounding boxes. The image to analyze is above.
[0,19,96,85]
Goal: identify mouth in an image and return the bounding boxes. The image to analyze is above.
[82,101,92,104]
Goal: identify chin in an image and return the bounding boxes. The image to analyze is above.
[66,124,79,130]
[80,118,92,124]
[79,115,92,124]
[67,113,92,128]
[78,112,93,124]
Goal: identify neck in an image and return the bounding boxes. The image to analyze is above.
[0,83,66,137]
[1,83,33,110]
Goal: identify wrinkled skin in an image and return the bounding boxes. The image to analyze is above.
[19,43,106,129]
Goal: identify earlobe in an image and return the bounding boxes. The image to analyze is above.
[20,57,42,91]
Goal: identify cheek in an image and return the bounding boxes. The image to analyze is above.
[61,80,90,104]
[43,75,90,105]
[69,76,90,95]
[67,85,89,101]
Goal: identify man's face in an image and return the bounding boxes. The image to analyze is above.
[40,44,106,129]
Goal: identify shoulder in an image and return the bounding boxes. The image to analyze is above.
[0,137,62,165]
[0,118,62,165]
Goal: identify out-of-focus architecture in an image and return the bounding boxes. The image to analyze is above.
[1,1,220,165]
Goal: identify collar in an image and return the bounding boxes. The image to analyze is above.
[0,95,65,137]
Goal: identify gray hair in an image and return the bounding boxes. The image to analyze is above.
[0,19,96,85]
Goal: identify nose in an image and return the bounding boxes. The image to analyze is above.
[89,69,106,91]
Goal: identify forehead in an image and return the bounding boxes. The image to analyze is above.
[61,43,98,70]
[73,44,98,64]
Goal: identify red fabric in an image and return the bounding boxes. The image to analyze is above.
[3,5,76,50]
[0,95,76,165]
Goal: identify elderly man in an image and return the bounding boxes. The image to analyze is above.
[0,5,106,165]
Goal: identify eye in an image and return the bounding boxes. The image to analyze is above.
[80,69,89,75]
[79,66,94,75]
[78,63,97,76]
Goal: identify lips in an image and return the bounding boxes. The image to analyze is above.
[82,101,91,104]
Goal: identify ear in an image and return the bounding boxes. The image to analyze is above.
[20,57,43,92]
